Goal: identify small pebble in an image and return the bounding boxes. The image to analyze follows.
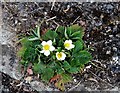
[113,47,117,51]
[74,79,77,82]
[109,35,113,38]
[106,50,111,54]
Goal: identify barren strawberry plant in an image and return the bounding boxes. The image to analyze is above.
[17,24,92,91]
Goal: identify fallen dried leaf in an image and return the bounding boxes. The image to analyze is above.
[27,68,33,75]
[55,79,65,91]
[25,76,33,82]
[50,74,61,83]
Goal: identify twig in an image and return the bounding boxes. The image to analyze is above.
[46,16,56,22]
[68,80,82,91]
[53,20,60,26]
[72,16,80,25]
[89,71,113,87]
[91,62,103,70]
[51,0,56,10]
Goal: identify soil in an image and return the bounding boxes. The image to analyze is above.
[1,2,120,92]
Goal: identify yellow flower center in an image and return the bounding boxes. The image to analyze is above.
[43,44,50,50]
[57,53,62,58]
[64,43,70,48]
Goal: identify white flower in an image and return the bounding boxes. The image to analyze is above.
[64,40,75,50]
[56,52,66,61]
[40,40,55,56]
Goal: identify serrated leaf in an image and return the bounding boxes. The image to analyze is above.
[70,24,84,39]
[33,63,45,74]
[56,26,65,34]
[55,80,65,91]
[71,31,84,39]
[68,67,79,74]
[70,59,80,67]
[57,68,64,74]
[74,50,92,65]
[23,47,36,61]
[41,68,54,82]
[48,62,58,70]
[42,30,58,40]
[17,46,27,57]
[63,61,71,70]
[58,39,64,47]
[20,38,31,47]
[70,24,83,33]
[61,74,72,83]
[73,40,83,54]
[55,64,65,74]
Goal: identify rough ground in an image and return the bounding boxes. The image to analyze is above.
[0,2,120,92]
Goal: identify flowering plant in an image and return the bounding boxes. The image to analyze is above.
[17,24,92,91]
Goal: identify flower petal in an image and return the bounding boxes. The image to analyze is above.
[64,40,68,44]
[41,41,47,46]
[68,40,72,44]
[50,46,55,51]
[66,47,70,50]
[60,53,66,60]
[44,50,50,56]
[40,50,44,53]
[47,40,52,45]
[71,44,75,49]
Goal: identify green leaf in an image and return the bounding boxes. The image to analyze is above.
[23,47,36,61]
[74,50,92,65]
[19,60,27,65]
[58,40,64,47]
[17,46,27,57]
[63,61,71,70]
[70,59,80,67]
[49,62,58,70]
[71,31,84,40]
[33,63,45,74]
[55,64,65,74]
[73,40,83,54]
[61,74,72,83]
[42,30,58,40]
[70,24,83,33]
[20,38,31,47]
[31,26,40,38]
[41,68,54,82]
[68,67,79,74]
[57,68,64,74]
[56,26,65,34]
[69,24,84,39]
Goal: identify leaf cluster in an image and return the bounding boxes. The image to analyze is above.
[17,24,92,91]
